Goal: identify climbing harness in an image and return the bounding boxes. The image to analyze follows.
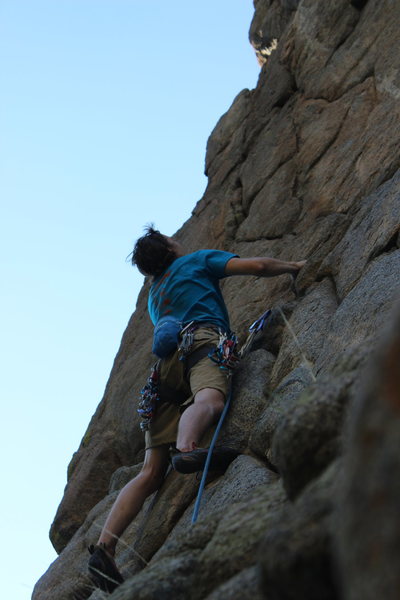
[191,308,271,524]
[138,309,271,453]
[178,321,223,361]
[138,321,224,430]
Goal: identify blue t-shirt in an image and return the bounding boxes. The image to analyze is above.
[148,249,237,331]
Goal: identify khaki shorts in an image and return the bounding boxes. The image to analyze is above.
[144,327,229,449]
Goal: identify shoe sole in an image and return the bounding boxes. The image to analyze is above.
[172,447,239,474]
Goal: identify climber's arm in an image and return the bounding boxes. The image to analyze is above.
[225,257,306,278]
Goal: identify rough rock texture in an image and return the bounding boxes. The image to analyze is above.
[334,302,400,600]
[259,460,341,600]
[34,1,400,599]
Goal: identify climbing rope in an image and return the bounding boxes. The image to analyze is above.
[191,379,233,524]
[191,308,271,524]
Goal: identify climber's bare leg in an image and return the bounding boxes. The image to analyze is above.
[97,445,169,556]
[176,388,224,453]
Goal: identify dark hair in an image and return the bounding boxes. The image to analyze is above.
[130,225,177,277]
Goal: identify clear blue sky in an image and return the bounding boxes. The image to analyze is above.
[0,1,259,597]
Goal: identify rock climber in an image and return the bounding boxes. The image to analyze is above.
[88,225,305,592]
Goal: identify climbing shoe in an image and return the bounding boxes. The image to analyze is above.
[171,446,240,474]
[88,544,124,593]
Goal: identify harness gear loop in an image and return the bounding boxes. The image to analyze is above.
[137,362,160,432]
[177,321,196,360]
[208,331,240,371]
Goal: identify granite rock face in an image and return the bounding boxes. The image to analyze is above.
[34,1,400,598]
[334,303,400,600]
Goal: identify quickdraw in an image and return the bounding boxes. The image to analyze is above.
[238,309,271,358]
[177,321,196,360]
[137,363,160,431]
[208,331,240,372]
